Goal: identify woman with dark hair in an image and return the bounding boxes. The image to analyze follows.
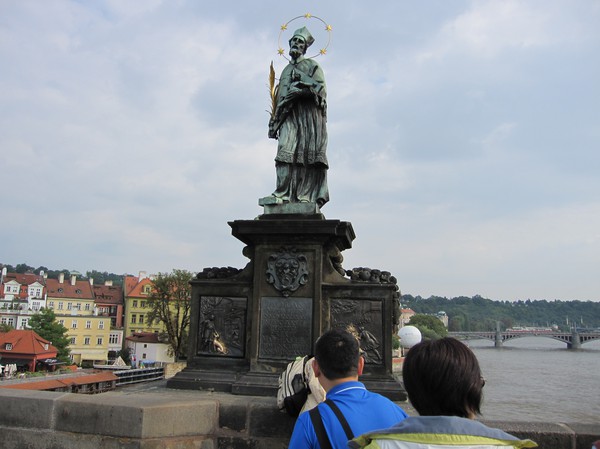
[350,338,537,449]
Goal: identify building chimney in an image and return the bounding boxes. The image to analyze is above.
[139,271,147,280]
[105,280,113,286]
[89,278,94,286]
[71,275,77,286]
[59,273,65,284]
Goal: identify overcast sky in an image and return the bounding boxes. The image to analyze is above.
[1,1,599,301]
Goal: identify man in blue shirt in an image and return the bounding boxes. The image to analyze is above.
[288,329,408,449]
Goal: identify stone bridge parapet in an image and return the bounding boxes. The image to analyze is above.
[0,388,598,448]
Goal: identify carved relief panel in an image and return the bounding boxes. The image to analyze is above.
[198,296,247,357]
[331,298,384,365]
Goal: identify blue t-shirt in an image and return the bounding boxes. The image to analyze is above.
[288,381,408,449]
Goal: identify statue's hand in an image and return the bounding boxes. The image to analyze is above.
[268,123,278,139]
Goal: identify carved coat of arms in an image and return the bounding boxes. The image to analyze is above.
[266,248,309,297]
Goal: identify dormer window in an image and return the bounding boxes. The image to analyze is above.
[76,289,82,294]
[5,343,12,351]
[44,344,49,350]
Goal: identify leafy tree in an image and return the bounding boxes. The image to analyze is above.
[28,308,71,363]
[408,314,448,340]
[0,323,14,333]
[146,269,192,360]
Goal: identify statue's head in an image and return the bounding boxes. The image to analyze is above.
[289,26,314,58]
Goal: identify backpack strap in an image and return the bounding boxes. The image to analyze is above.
[309,407,333,449]
[308,399,354,449]
[324,399,354,440]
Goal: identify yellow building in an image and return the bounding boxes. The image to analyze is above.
[124,273,162,337]
[46,274,110,365]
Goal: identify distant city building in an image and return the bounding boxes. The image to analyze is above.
[125,331,174,367]
[124,272,161,337]
[92,279,125,358]
[399,308,416,326]
[0,268,47,330]
[0,329,58,373]
[46,273,110,365]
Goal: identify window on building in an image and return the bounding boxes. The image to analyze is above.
[142,353,146,359]
[141,301,146,308]
[86,320,91,329]
[133,300,138,308]
[5,343,12,350]
[0,317,6,325]
[59,319,65,326]
[99,321,105,330]
[97,337,103,345]
[85,303,91,311]
[109,334,119,345]
[58,302,63,310]
[70,337,76,344]
[84,337,90,345]
[139,314,144,324]
[20,318,27,329]
[48,301,55,309]
[131,314,137,324]
[67,303,72,310]
[76,303,81,311]
[72,320,77,329]
[143,285,151,294]
[7,318,14,326]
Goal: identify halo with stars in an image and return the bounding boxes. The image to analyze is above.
[277,13,332,60]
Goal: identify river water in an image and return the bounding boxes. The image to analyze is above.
[466,337,600,423]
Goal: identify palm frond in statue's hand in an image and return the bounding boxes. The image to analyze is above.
[268,61,279,119]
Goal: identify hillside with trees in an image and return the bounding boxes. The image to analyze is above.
[402,294,600,331]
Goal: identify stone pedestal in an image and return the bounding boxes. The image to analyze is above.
[167,212,406,401]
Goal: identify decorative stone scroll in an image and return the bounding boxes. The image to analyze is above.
[198,296,247,357]
[265,247,309,297]
[331,298,384,365]
[259,296,312,359]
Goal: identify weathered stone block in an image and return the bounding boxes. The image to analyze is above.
[54,392,218,438]
[0,389,67,429]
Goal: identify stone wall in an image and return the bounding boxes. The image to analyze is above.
[0,388,598,449]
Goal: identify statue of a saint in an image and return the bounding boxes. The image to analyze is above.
[264,26,329,208]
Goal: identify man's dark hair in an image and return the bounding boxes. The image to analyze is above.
[402,337,483,418]
[314,328,360,380]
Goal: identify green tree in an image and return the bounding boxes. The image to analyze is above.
[0,323,14,333]
[28,308,71,363]
[408,314,448,340]
[146,269,192,360]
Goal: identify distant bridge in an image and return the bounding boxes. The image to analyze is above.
[448,330,600,349]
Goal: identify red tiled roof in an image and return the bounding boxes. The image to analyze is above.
[0,272,45,300]
[0,330,58,357]
[125,277,154,297]
[0,371,118,391]
[1,272,45,286]
[93,284,124,305]
[124,275,138,295]
[46,278,93,299]
[125,332,161,343]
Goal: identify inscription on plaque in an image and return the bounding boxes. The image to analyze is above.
[259,296,312,359]
[331,298,384,365]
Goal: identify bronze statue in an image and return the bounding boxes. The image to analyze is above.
[265,26,329,208]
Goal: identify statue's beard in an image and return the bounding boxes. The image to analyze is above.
[289,47,303,59]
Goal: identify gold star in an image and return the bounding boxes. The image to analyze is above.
[320,48,327,55]
[280,24,287,31]
[304,13,312,18]
[278,47,285,55]
[325,24,332,31]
